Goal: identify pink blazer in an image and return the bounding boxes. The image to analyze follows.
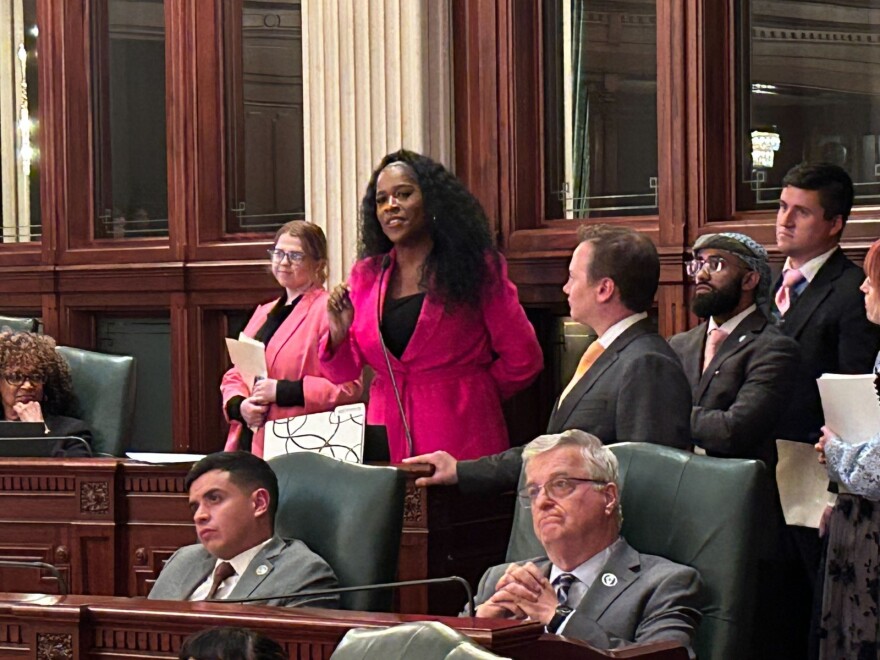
[222,287,363,456]
[320,252,543,462]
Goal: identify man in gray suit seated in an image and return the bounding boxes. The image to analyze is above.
[148,451,339,608]
[471,430,703,657]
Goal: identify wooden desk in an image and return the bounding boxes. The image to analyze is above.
[0,594,686,660]
[0,459,513,614]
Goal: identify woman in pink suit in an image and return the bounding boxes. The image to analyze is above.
[323,150,543,462]
[222,221,362,456]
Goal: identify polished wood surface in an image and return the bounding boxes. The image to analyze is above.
[0,459,512,615]
[0,593,543,659]
[0,593,685,660]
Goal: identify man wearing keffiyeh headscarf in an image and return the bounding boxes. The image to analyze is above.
[668,231,818,660]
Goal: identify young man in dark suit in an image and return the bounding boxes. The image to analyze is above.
[406,225,692,492]
[774,162,880,441]
[773,163,880,659]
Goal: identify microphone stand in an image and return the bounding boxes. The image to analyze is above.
[0,560,69,595]
[220,575,476,616]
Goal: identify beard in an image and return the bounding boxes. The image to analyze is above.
[691,278,743,319]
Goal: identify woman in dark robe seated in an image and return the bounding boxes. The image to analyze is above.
[0,330,92,456]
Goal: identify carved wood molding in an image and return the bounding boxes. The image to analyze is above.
[79,481,111,514]
[36,632,73,660]
[93,627,185,654]
[403,483,424,525]
[124,475,187,494]
[0,622,24,645]
[0,475,75,492]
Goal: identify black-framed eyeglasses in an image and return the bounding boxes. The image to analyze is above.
[517,476,607,508]
[686,255,728,277]
[268,249,307,265]
[2,372,46,386]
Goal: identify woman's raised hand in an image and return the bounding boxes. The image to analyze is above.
[13,401,44,423]
[327,282,354,349]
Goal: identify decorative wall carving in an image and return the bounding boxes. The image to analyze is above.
[403,484,423,525]
[80,481,110,513]
[36,632,73,660]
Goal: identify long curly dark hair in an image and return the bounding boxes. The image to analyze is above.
[359,150,498,307]
[0,330,78,417]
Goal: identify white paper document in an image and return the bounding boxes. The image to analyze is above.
[126,452,206,464]
[775,439,831,528]
[262,403,366,464]
[817,373,880,444]
[225,334,268,392]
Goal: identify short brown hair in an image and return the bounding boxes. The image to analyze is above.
[578,225,659,313]
[782,162,854,226]
[274,221,328,285]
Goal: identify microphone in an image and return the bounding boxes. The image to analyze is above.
[218,575,476,615]
[376,253,414,456]
[0,560,69,595]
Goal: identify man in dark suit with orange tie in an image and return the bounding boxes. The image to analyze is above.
[406,225,692,492]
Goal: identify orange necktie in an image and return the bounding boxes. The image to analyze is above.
[559,341,606,405]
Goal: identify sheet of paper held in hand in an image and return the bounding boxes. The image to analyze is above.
[776,439,831,528]
[817,373,880,445]
[225,334,268,392]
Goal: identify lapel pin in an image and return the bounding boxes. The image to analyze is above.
[601,573,618,587]
[738,335,746,343]
[255,564,269,576]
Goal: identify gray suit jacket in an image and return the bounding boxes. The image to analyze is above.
[473,539,703,658]
[148,535,339,609]
[669,309,803,467]
[458,319,692,493]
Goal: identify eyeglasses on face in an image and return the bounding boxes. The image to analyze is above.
[517,476,607,508]
[268,249,307,265]
[2,372,46,386]
[685,255,728,277]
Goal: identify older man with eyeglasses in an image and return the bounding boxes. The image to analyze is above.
[471,430,703,657]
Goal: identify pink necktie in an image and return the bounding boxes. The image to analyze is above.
[775,268,805,315]
[703,329,729,373]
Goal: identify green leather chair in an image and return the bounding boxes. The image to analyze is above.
[56,346,136,457]
[0,315,38,333]
[270,452,406,612]
[505,442,772,660]
[330,621,510,659]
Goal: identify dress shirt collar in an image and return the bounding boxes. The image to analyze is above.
[598,313,648,349]
[219,536,273,578]
[708,304,756,335]
[548,536,623,609]
[782,246,837,284]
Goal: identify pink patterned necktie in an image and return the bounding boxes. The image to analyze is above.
[775,268,805,315]
[703,329,729,373]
